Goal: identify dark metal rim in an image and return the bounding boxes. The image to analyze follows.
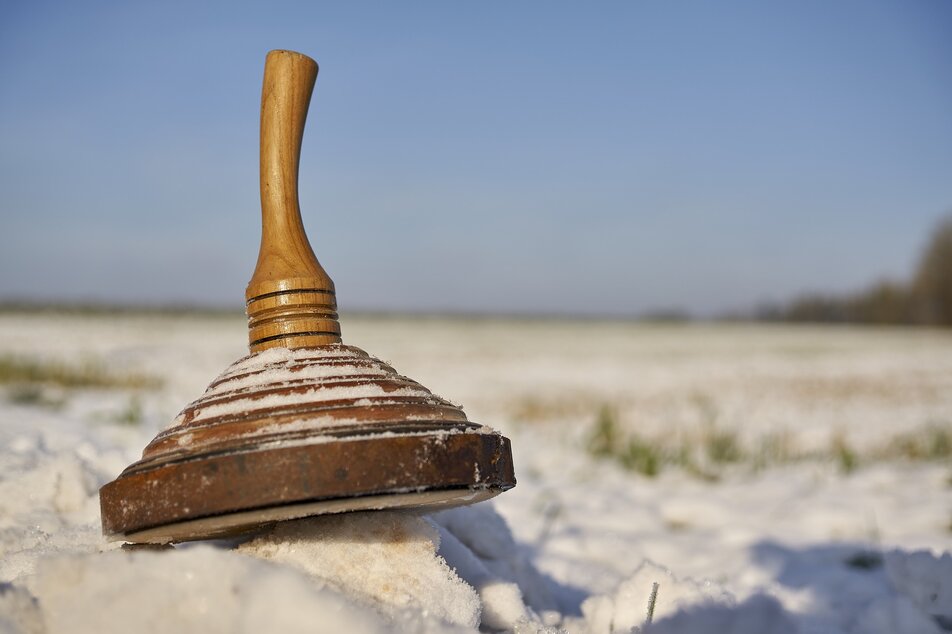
[100,431,515,540]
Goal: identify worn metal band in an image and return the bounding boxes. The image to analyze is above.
[99,431,515,540]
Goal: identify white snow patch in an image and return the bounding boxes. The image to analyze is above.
[2,315,952,634]
[237,512,482,628]
[28,546,387,634]
[580,560,735,633]
[886,550,952,625]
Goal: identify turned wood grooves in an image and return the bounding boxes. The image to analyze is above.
[246,50,341,352]
[129,344,476,472]
[100,344,515,542]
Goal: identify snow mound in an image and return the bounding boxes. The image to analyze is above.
[580,560,736,633]
[433,504,561,629]
[0,428,114,584]
[238,511,482,628]
[648,594,797,634]
[886,550,952,629]
[22,546,386,634]
[237,506,569,632]
[0,583,43,634]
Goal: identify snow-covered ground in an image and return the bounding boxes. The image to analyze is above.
[1,312,951,633]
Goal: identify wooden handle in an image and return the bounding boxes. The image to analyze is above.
[246,50,341,352]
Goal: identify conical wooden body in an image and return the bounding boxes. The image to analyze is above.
[100,345,514,543]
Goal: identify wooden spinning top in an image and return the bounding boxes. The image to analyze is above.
[99,50,515,543]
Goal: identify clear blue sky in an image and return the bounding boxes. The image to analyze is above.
[2,1,951,316]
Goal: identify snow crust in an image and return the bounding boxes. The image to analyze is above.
[238,512,482,628]
[2,314,952,633]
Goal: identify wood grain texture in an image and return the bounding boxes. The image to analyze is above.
[246,50,340,351]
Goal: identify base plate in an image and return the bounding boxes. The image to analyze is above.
[100,430,514,543]
[116,487,498,544]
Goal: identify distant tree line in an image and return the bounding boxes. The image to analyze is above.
[756,213,952,327]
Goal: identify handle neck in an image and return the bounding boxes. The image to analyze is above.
[245,50,341,352]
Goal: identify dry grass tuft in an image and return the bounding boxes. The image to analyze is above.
[0,354,160,390]
[585,404,952,480]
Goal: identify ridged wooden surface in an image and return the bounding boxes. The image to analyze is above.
[124,344,478,475]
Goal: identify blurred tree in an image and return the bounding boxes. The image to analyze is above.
[728,214,952,327]
[913,213,952,326]
[784,294,850,323]
[847,280,913,325]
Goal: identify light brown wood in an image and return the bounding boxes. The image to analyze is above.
[246,50,341,351]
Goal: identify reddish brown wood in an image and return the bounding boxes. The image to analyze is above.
[100,430,514,541]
